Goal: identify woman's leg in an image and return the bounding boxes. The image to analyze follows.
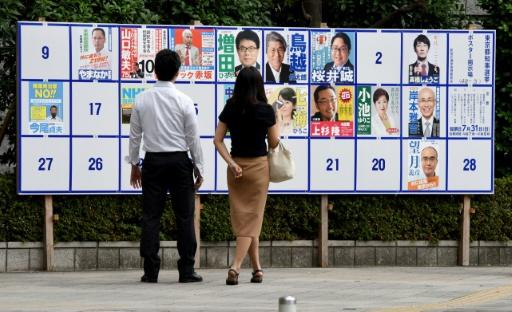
[231,236,252,271]
[248,237,261,271]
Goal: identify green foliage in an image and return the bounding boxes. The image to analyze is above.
[0,174,43,241]
[477,0,512,176]
[471,176,512,240]
[270,0,467,28]
[141,0,274,27]
[200,195,233,241]
[2,174,512,242]
[329,195,460,241]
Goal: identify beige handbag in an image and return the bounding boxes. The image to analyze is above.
[268,141,295,183]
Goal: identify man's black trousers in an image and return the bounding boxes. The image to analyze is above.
[140,151,196,278]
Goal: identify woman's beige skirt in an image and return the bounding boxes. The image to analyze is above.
[227,156,269,237]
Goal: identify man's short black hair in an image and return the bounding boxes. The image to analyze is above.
[50,105,58,110]
[413,34,430,49]
[314,84,336,103]
[331,32,351,52]
[235,29,260,50]
[92,27,105,37]
[155,49,181,81]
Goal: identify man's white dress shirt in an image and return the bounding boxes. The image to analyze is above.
[129,81,204,175]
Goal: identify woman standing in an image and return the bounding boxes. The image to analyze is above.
[214,67,280,285]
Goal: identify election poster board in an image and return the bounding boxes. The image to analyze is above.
[17,22,495,194]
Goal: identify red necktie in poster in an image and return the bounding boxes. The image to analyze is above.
[185,47,190,66]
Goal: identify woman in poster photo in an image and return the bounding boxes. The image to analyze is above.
[371,88,398,136]
[272,87,297,135]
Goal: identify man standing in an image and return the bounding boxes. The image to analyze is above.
[175,29,201,66]
[409,87,440,137]
[129,49,204,283]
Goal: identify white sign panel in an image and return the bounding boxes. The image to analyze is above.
[17,22,495,194]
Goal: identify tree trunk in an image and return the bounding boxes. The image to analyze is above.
[302,0,322,27]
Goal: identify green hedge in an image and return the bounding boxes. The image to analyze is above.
[1,174,511,242]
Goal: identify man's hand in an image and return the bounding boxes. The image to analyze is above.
[193,166,203,190]
[130,165,142,189]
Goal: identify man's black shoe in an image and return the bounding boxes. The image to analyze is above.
[179,272,203,283]
[140,275,158,283]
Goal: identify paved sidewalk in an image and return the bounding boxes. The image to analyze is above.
[0,267,511,311]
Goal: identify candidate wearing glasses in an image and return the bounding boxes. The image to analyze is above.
[234,30,261,76]
[311,85,338,121]
[264,32,296,83]
[421,146,438,178]
[409,87,440,137]
[323,32,354,83]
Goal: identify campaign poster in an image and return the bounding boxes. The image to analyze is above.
[449,32,494,84]
[262,30,308,84]
[357,86,400,136]
[28,81,64,134]
[405,86,442,138]
[78,27,113,80]
[310,85,354,137]
[403,33,446,84]
[407,140,443,191]
[310,31,355,84]
[217,28,263,83]
[215,84,235,136]
[265,85,308,136]
[120,28,168,80]
[170,27,215,82]
[120,84,151,125]
[448,87,492,137]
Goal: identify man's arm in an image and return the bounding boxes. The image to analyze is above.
[128,101,142,188]
[183,98,204,188]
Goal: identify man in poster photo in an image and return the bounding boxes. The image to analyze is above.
[408,34,439,83]
[92,28,107,55]
[264,31,295,83]
[175,29,201,66]
[234,29,261,76]
[46,105,62,122]
[311,85,338,121]
[323,32,354,83]
[421,145,438,178]
[92,28,111,65]
[409,87,440,138]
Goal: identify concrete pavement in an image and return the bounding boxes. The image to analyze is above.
[1,267,512,311]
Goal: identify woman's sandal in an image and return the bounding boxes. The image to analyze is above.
[250,269,263,283]
[226,268,239,285]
